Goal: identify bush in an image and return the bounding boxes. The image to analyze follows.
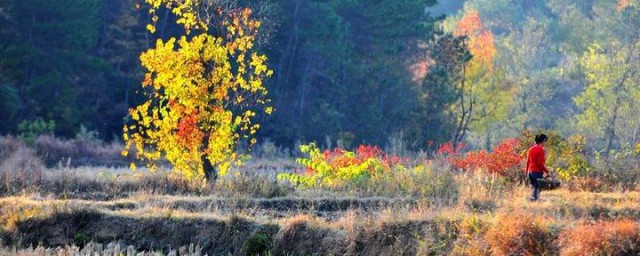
[558,220,640,256]
[485,213,556,256]
[276,144,459,198]
[437,138,523,176]
[243,232,273,256]
[278,143,407,188]
[0,136,21,160]
[1,135,138,168]
[17,118,55,145]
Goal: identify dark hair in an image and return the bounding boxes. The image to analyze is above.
[534,134,548,144]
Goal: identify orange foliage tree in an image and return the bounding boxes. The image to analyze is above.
[616,0,633,11]
[123,1,273,182]
[450,9,498,145]
[453,10,496,65]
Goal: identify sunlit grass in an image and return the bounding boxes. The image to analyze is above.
[0,155,639,255]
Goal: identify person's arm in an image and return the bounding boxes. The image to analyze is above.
[525,150,530,175]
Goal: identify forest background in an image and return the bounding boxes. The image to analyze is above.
[1,0,639,156]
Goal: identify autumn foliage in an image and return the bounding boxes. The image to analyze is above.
[321,145,404,173]
[617,0,633,11]
[438,138,523,175]
[278,144,406,188]
[454,10,496,66]
[123,1,272,181]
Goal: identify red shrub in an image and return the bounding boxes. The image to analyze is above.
[435,142,466,167]
[437,138,523,175]
[486,138,523,175]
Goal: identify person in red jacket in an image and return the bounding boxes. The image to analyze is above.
[526,134,550,201]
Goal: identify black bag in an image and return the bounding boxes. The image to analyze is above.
[537,175,561,190]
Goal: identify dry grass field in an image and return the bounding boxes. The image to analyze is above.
[1,168,640,255]
[1,136,640,255]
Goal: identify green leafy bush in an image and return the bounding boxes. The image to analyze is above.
[18,118,55,145]
[243,232,273,256]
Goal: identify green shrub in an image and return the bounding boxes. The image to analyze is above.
[73,232,87,246]
[243,232,272,256]
[17,118,55,145]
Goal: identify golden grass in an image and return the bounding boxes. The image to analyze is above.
[1,165,640,255]
[485,211,556,256]
[558,219,640,256]
[3,136,640,254]
[1,186,640,255]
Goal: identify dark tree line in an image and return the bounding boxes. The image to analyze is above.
[1,0,474,150]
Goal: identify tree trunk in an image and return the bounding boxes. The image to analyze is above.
[202,154,217,182]
[453,60,471,147]
[201,133,217,182]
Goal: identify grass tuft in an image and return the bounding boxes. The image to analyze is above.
[485,212,557,256]
[558,219,640,256]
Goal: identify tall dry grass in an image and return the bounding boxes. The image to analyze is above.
[0,137,45,195]
[558,219,640,256]
[485,212,557,256]
[347,162,460,201]
[34,135,134,167]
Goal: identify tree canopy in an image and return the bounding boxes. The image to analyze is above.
[123,1,272,181]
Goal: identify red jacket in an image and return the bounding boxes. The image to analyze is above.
[526,144,549,174]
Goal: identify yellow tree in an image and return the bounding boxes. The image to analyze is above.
[123,1,273,182]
